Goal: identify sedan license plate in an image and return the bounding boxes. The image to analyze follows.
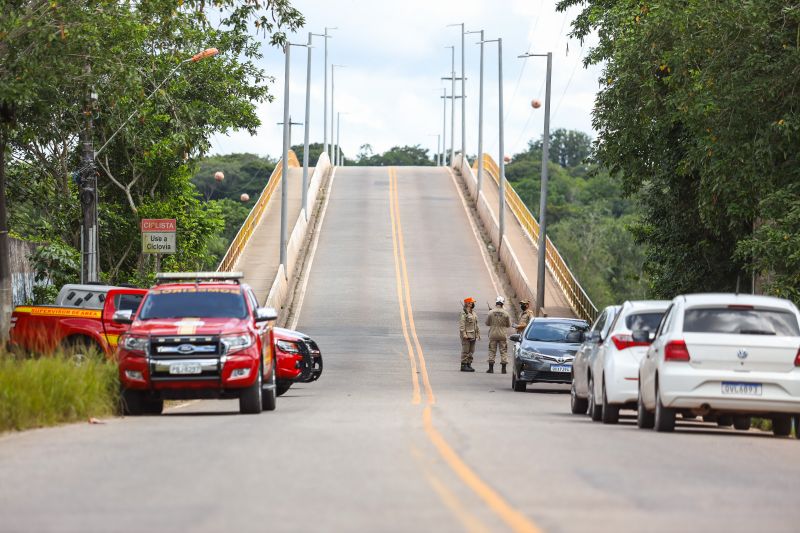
[169,362,202,375]
[721,381,762,396]
[550,364,572,373]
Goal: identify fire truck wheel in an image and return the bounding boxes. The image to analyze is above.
[239,365,263,414]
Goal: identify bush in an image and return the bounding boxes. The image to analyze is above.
[0,352,119,433]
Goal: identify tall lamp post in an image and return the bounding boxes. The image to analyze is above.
[321,27,336,159]
[480,37,505,252]
[443,46,456,166]
[467,29,485,196]
[303,31,328,220]
[281,41,310,275]
[448,23,466,159]
[83,47,218,283]
[330,64,346,163]
[519,51,553,315]
[440,88,447,166]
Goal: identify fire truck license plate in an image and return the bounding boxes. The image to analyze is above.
[169,362,202,375]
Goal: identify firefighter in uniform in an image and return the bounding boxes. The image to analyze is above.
[515,299,535,333]
[486,296,512,373]
[459,297,479,372]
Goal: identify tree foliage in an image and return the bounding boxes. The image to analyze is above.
[506,130,647,308]
[557,0,800,304]
[1,1,304,292]
[355,145,435,166]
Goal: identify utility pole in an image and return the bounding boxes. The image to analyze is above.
[443,46,456,166]
[467,29,485,196]
[482,37,505,252]
[277,117,303,148]
[519,51,553,315]
[303,31,326,219]
[322,27,336,160]
[448,23,466,159]
[331,64,345,163]
[81,62,99,283]
[281,42,309,276]
[441,88,447,166]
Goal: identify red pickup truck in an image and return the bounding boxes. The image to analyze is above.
[9,285,148,356]
[115,272,278,415]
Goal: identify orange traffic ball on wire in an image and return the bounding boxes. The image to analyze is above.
[240,193,250,202]
[531,99,542,109]
[214,171,225,182]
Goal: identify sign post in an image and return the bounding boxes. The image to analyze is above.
[141,219,176,262]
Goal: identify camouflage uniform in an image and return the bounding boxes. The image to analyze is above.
[486,306,511,363]
[459,309,480,364]
[516,308,535,333]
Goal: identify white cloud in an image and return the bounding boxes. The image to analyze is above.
[210,0,602,159]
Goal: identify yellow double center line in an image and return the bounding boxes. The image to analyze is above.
[388,167,541,533]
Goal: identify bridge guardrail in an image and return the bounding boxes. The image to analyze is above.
[474,154,598,323]
[218,151,300,272]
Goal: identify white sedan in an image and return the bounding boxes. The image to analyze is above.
[588,300,669,423]
[637,293,800,435]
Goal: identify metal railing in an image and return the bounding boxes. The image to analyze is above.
[218,151,300,272]
[474,154,598,323]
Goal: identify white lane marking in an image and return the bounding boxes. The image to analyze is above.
[289,167,338,331]
[446,167,505,299]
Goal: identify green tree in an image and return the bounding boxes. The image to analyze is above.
[2,0,305,302]
[557,0,800,303]
[355,145,435,166]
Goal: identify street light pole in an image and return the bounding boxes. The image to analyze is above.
[441,88,447,166]
[482,38,505,252]
[336,112,341,166]
[467,29,485,196]
[519,51,553,315]
[331,64,345,163]
[281,42,309,276]
[446,46,455,165]
[448,23,466,159]
[83,47,218,283]
[322,27,336,159]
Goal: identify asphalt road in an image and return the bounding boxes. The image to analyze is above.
[1,166,799,533]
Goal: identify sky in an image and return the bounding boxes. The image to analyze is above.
[209,0,603,161]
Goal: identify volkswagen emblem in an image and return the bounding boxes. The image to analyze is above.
[736,348,748,360]
[177,344,195,355]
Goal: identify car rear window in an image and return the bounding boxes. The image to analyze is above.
[683,307,800,336]
[625,312,664,332]
[138,289,247,319]
[525,321,588,342]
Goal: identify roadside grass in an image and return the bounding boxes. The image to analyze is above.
[0,350,119,433]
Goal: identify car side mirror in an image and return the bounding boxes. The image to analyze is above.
[632,330,654,344]
[509,333,521,343]
[255,307,278,323]
[585,331,600,343]
[112,309,133,325]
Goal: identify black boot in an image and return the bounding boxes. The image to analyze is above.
[465,363,476,372]
[486,363,494,374]
[460,363,469,372]
[501,363,507,374]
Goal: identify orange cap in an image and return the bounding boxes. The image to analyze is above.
[463,297,475,304]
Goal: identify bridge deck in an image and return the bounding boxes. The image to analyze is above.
[235,166,309,302]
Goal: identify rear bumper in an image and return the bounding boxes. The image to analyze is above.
[659,366,800,415]
[605,359,641,404]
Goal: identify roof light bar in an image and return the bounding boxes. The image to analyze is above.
[155,272,244,283]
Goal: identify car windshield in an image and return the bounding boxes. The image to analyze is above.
[625,312,665,332]
[115,294,143,313]
[138,288,247,319]
[683,307,800,336]
[526,321,588,342]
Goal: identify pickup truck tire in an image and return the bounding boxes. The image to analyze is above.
[262,363,277,411]
[276,381,292,397]
[239,366,263,414]
[62,336,102,363]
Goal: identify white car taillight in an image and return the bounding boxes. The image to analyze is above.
[664,340,691,362]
